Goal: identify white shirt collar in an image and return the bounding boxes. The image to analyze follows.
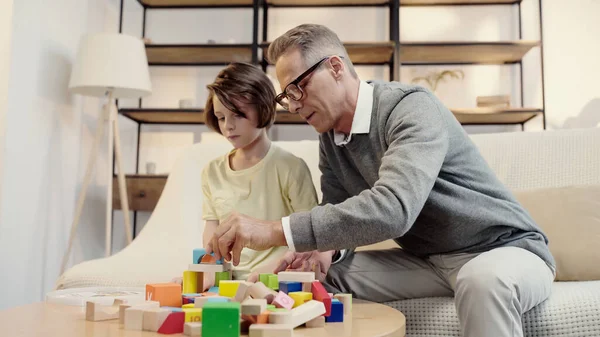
[334,80,374,146]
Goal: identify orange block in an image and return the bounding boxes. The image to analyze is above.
[146,283,182,307]
[200,254,217,264]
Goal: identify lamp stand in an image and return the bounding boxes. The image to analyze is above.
[61,90,133,275]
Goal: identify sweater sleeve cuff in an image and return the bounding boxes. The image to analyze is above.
[281,216,295,252]
[289,211,318,251]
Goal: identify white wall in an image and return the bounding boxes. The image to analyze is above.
[0,0,123,310]
[0,0,14,220]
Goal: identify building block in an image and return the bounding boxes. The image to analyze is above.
[311,281,331,317]
[182,303,195,309]
[188,264,224,273]
[193,248,206,264]
[124,307,145,331]
[157,311,185,334]
[193,248,223,265]
[241,298,267,316]
[182,308,202,322]
[201,302,241,337]
[146,283,182,307]
[306,315,326,328]
[272,291,295,310]
[267,307,289,313]
[266,304,275,310]
[183,271,204,294]
[277,271,315,283]
[215,271,232,286]
[288,291,313,308]
[302,282,312,292]
[118,303,132,324]
[201,254,217,264]
[182,293,202,304]
[289,300,326,328]
[143,308,171,332]
[122,301,160,328]
[325,298,344,323]
[240,318,252,334]
[248,324,294,337]
[267,310,293,324]
[161,307,183,312]
[207,286,219,293]
[85,300,119,321]
[267,274,278,290]
[278,281,302,294]
[219,280,243,297]
[184,322,202,336]
[258,273,274,287]
[249,282,277,304]
[334,293,352,314]
[233,281,253,302]
[207,297,230,303]
[194,296,228,308]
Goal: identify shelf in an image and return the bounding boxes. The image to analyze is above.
[400,41,539,65]
[113,175,168,211]
[139,0,521,7]
[451,107,542,125]
[268,0,389,6]
[120,108,309,125]
[145,44,254,65]
[138,0,253,7]
[262,42,394,65]
[401,0,520,5]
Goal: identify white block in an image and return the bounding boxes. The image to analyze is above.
[184,322,202,336]
[143,308,171,332]
[249,324,293,337]
[290,300,325,328]
[276,271,315,283]
[188,264,224,273]
[267,310,293,325]
[241,298,267,315]
[124,308,144,331]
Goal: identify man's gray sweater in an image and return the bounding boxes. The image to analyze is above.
[289,81,556,270]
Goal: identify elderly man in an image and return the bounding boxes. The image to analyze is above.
[206,23,555,337]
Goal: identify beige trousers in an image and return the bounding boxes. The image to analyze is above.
[324,246,555,337]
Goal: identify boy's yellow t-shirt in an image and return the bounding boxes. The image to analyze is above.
[201,144,318,280]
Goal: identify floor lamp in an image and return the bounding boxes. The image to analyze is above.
[61,32,152,275]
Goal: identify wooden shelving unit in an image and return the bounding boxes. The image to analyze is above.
[117,0,546,220]
[261,42,395,65]
[145,44,254,65]
[400,41,539,65]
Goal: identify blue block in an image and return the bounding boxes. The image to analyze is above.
[192,248,223,264]
[278,281,302,294]
[193,248,206,264]
[161,306,183,312]
[325,299,344,322]
[207,297,230,303]
[208,286,219,293]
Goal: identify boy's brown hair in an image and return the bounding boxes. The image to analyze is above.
[205,62,276,134]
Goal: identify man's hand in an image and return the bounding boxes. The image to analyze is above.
[273,250,335,282]
[205,211,287,266]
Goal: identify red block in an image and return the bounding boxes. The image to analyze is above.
[157,311,185,334]
[311,281,332,317]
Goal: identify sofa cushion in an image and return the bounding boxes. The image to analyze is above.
[384,281,600,337]
[513,185,600,281]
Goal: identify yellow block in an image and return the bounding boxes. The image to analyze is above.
[182,303,195,308]
[183,271,199,294]
[182,308,202,322]
[289,291,313,308]
[219,280,242,298]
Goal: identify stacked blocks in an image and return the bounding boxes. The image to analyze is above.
[93,248,353,336]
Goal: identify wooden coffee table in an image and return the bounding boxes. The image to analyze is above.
[0,298,405,336]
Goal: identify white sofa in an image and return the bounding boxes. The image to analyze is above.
[57,127,600,336]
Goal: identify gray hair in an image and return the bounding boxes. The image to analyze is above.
[267,24,357,78]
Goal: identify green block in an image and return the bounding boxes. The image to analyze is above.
[268,307,289,312]
[267,304,276,310]
[214,271,231,287]
[258,273,272,286]
[202,302,240,337]
[267,274,279,290]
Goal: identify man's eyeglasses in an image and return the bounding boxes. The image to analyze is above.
[275,56,342,111]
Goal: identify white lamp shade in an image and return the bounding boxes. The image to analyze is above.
[69,32,152,98]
